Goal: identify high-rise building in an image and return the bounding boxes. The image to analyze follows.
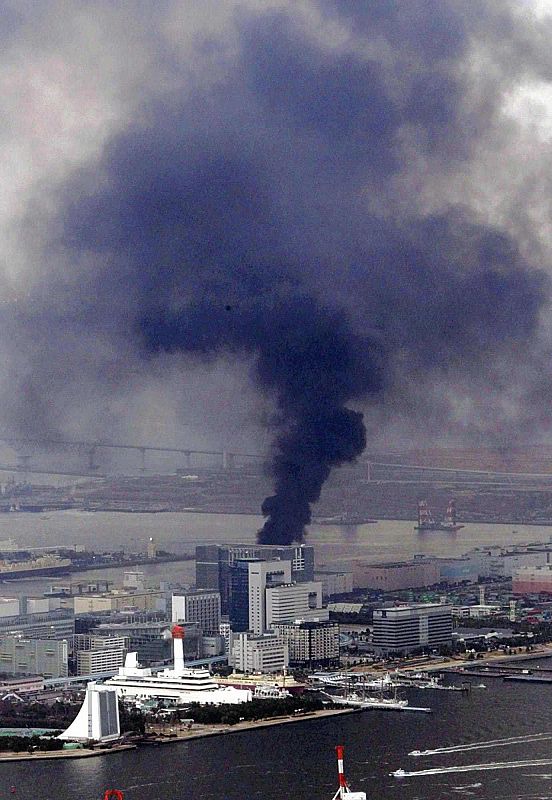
[73,634,128,676]
[196,544,314,612]
[372,603,453,654]
[229,559,292,633]
[92,620,201,664]
[171,591,221,634]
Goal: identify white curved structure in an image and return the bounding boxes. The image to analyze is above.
[58,682,120,742]
[106,625,252,706]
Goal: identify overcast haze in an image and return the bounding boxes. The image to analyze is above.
[4,1,552,536]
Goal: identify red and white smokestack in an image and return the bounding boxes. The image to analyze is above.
[336,745,347,792]
[172,624,185,674]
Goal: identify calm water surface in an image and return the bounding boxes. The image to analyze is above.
[3,677,552,800]
[0,511,551,595]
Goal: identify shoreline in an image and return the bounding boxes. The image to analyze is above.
[350,643,552,677]
[0,743,137,762]
[0,708,356,762]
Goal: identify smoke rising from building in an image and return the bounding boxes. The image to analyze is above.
[1,2,552,542]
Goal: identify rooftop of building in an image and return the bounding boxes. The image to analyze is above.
[377,602,452,612]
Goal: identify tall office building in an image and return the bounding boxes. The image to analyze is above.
[372,603,453,655]
[73,634,128,676]
[196,544,314,612]
[92,620,202,664]
[171,591,221,634]
[229,559,292,633]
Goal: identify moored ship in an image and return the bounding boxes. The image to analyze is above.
[415,499,464,532]
[0,554,72,579]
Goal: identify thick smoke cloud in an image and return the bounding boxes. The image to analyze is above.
[2,1,552,542]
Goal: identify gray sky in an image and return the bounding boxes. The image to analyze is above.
[2,0,552,459]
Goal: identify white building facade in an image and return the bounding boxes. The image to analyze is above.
[265,581,324,628]
[230,632,289,674]
[248,561,292,634]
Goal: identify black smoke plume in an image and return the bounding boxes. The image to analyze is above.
[142,297,382,543]
[5,2,552,543]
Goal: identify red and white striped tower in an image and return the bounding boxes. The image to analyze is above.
[331,745,366,800]
[332,744,366,800]
[172,624,185,674]
[336,745,348,798]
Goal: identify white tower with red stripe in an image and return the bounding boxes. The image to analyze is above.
[172,624,185,674]
[332,746,366,800]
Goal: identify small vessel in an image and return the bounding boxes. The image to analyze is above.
[331,745,366,800]
[314,513,378,526]
[254,683,291,699]
[362,697,408,709]
[392,768,407,778]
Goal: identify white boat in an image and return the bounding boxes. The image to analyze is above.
[328,692,419,712]
[254,683,291,699]
[331,745,366,800]
[105,625,251,706]
[392,768,407,778]
[363,696,408,709]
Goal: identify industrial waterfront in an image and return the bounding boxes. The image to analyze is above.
[1,510,551,569]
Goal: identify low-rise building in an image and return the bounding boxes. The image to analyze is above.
[513,564,552,594]
[230,631,288,674]
[74,588,167,615]
[355,560,441,591]
[0,636,68,678]
[452,604,502,619]
[273,620,340,667]
[0,674,44,695]
[314,570,354,597]
[0,608,74,641]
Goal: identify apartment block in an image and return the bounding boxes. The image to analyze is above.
[273,620,340,667]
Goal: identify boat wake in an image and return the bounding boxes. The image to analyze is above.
[409,733,552,757]
[392,758,552,778]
